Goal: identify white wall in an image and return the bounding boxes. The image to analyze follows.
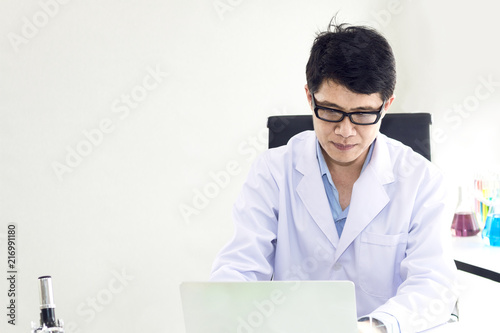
[1,1,499,332]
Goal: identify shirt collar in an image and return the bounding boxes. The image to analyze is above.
[315,137,376,185]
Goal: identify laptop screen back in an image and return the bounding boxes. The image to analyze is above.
[180,281,358,333]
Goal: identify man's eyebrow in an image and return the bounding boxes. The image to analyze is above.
[316,99,379,111]
[316,100,342,108]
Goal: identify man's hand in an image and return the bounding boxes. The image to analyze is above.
[357,319,387,333]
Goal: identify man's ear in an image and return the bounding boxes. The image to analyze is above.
[384,94,396,111]
[304,84,313,110]
[380,94,396,120]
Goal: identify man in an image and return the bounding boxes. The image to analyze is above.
[210,20,459,332]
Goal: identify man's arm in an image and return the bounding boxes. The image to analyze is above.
[210,152,279,281]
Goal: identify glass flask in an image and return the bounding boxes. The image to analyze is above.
[451,186,480,237]
[482,202,500,246]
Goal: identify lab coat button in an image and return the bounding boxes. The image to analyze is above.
[333,263,342,271]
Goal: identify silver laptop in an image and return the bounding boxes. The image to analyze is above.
[180,281,358,333]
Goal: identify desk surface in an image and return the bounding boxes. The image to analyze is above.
[451,234,500,274]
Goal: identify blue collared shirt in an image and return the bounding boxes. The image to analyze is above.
[316,139,375,237]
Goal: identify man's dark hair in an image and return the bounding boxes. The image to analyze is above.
[306,18,396,101]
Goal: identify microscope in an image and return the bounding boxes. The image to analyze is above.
[31,276,65,333]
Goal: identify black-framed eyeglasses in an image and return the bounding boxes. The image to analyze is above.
[311,94,386,125]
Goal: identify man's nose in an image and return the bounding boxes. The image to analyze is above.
[334,116,356,137]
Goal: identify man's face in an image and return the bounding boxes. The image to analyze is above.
[305,80,394,168]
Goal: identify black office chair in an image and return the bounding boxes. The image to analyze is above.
[267,113,432,161]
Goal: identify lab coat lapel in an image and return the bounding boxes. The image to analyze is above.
[335,135,395,260]
[296,135,340,249]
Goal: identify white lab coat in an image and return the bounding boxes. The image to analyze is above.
[211,131,459,332]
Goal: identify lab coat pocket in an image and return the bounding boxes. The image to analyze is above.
[358,231,408,299]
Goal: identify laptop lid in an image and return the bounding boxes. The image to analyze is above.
[180,281,358,333]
